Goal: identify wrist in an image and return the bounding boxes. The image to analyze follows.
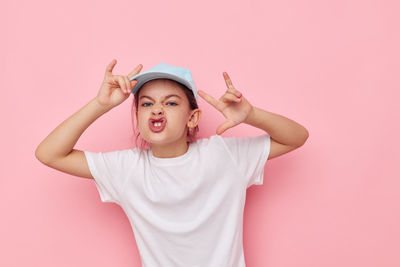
[244,105,256,125]
[92,97,113,114]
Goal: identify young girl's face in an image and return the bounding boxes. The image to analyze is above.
[136,79,197,146]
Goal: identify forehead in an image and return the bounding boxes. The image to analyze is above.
[138,79,185,97]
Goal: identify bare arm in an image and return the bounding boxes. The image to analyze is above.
[35,98,111,178]
[35,59,142,179]
[197,71,309,160]
[244,106,309,146]
[244,106,309,159]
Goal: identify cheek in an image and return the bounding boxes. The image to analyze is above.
[174,113,190,128]
[136,113,146,128]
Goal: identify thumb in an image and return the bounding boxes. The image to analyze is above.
[216,119,236,135]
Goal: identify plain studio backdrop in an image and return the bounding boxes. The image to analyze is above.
[1,0,399,266]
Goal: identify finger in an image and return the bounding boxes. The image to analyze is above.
[130,79,138,93]
[227,87,242,98]
[121,76,129,93]
[128,64,143,80]
[223,72,242,97]
[117,76,127,92]
[198,90,219,109]
[126,76,138,94]
[216,119,237,135]
[220,92,241,103]
[105,59,117,76]
[123,76,131,94]
[223,72,234,89]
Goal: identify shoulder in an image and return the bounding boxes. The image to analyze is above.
[191,134,241,155]
[192,134,256,147]
[99,147,144,164]
[205,133,270,145]
[192,134,224,148]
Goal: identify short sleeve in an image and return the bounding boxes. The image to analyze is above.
[84,149,130,204]
[221,134,271,188]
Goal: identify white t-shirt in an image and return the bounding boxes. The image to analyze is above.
[84,133,271,267]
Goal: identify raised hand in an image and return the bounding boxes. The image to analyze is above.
[96,59,143,109]
[198,72,254,135]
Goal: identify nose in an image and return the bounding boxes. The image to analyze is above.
[151,104,164,115]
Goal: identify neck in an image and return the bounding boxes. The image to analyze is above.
[150,139,189,158]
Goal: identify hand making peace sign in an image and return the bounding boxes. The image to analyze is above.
[198,72,254,135]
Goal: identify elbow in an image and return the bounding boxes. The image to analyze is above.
[296,129,309,147]
[300,130,309,146]
[35,146,50,165]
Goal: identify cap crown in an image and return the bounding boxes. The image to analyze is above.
[130,62,198,103]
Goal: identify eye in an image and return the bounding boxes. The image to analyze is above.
[141,102,152,107]
[167,102,177,106]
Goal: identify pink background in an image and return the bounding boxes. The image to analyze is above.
[2,0,399,266]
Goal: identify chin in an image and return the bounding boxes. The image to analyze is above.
[141,132,170,144]
[146,132,187,146]
[147,137,169,145]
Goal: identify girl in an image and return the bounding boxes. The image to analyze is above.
[35,59,309,267]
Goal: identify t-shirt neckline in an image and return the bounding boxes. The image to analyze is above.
[149,142,195,165]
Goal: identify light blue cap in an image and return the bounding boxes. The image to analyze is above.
[129,62,198,103]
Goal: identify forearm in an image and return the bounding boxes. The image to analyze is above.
[35,98,111,163]
[244,106,309,147]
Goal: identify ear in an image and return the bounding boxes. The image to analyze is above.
[187,108,202,128]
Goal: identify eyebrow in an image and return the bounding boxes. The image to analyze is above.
[139,94,182,101]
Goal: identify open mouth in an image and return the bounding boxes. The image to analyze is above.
[148,118,167,133]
